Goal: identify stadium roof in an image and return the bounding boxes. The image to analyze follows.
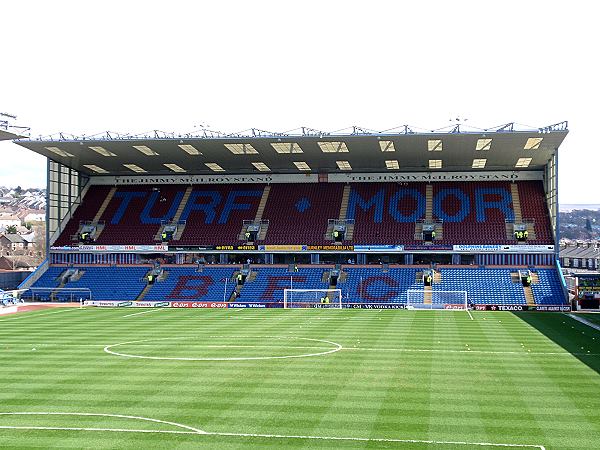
[14,121,568,176]
[0,114,29,141]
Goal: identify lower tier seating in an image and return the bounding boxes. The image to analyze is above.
[28,266,567,305]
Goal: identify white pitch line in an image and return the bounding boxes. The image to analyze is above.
[122,309,164,318]
[0,426,547,449]
[567,313,600,332]
[0,411,546,449]
[466,309,474,321]
[0,308,81,322]
[103,336,343,361]
[0,412,206,434]
[208,431,546,449]
[0,425,200,435]
[342,347,596,356]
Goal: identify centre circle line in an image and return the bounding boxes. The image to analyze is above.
[103,336,343,361]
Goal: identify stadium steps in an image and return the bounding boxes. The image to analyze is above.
[324,223,334,241]
[228,285,242,301]
[254,186,271,221]
[257,223,269,241]
[425,184,433,221]
[523,285,536,306]
[525,223,537,240]
[345,223,354,240]
[238,226,248,241]
[510,184,523,222]
[93,187,117,224]
[414,222,423,240]
[506,223,516,241]
[238,222,269,241]
[89,187,116,241]
[50,280,67,301]
[434,224,443,240]
[424,285,432,304]
[70,270,85,282]
[338,185,351,220]
[136,283,153,301]
[157,270,169,282]
[170,186,194,241]
[237,186,270,241]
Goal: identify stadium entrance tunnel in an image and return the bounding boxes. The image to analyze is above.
[513,312,600,375]
[103,336,343,361]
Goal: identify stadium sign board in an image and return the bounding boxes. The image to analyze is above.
[89,171,543,186]
[51,244,168,252]
[453,245,555,253]
[474,304,570,312]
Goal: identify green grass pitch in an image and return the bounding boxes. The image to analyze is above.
[1,308,600,449]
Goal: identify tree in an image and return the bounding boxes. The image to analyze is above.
[6,225,17,234]
[586,218,593,233]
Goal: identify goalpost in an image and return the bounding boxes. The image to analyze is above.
[283,289,343,309]
[406,290,468,310]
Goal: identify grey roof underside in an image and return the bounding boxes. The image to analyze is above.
[14,130,568,176]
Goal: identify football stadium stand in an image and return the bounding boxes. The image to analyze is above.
[14,121,570,311]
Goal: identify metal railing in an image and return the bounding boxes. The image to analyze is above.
[23,287,92,303]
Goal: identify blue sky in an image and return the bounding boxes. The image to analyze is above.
[0,0,596,203]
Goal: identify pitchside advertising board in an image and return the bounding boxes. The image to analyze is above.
[84,301,569,311]
[52,244,555,254]
[474,304,571,312]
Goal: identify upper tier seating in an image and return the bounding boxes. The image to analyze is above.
[52,181,554,246]
[262,183,344,245]
[430,182,515,245]
[348,183,424,245]
[517,181,554,244]
[53,186,112,247]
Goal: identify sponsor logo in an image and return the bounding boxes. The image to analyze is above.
[117,302,133,307]
[342,303,406,309]
[496,305,525,311]
[171,301,227,308]
[215,245,256,251]
[228,303,267,308]
[534,305,571,312]
[307,245,354,251]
